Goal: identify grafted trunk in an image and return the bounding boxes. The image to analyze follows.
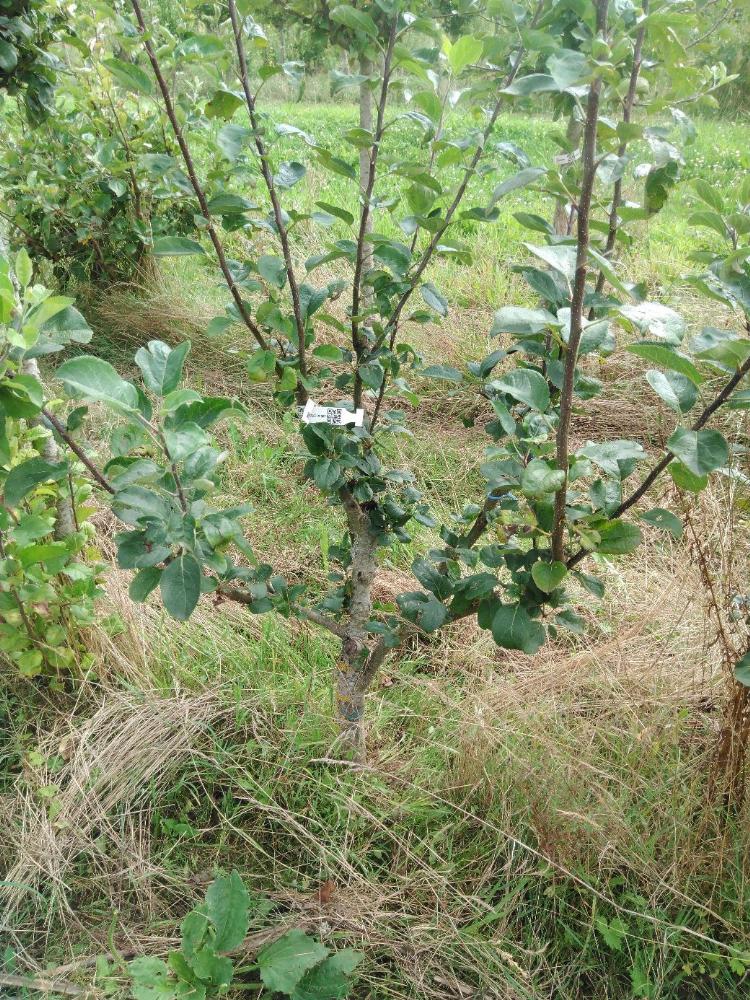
[335,514,379,757]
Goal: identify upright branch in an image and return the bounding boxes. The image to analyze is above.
[227,0,308,395]
[128,0,276,365]
[551,0,608,562]
[594,1,648,295]
[351,22,397,410]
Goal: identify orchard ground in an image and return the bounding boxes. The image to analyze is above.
[2,106,750,998]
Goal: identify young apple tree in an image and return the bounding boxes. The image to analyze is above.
[38,0,749,755]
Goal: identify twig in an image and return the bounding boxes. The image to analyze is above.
[0,972,87,996]
[551,0,608,562]
[42,408,115,495]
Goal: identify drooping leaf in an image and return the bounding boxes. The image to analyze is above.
[135,341,191,396]
[4,458,68,507]
[492,369,550,411]
[491,603,546,654]
[160,554,202,621]
[645,370,698,413]
[639,508,683,538]
[531,561,568,594]
[56,356,139,410]
[596,521,642,555]
[152,237,206,257]
[626,343,703,386]
[102,57,153,96]
[667,429,729,477]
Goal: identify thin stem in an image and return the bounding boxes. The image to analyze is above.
[550,0,608,563]
[227,0,308,399]
[593,2,648,298]
[128,0,276,367]
[221,584,348,640]
[351,23,397,410]
[42,408,115,495]
[368,2,542,431]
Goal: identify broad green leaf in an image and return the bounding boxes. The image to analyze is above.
[420,282,447,317]
[15,248,32,288]
[645,370,698,413]
[626,343,703,386]
[312,458,341,490]
[329,5,378,39]
[40,305,93,345]
[275,161,306,190]
[447,35,483,75]
[524,243,577,281]
[490,168,545,207]
[547,49,590,90]
[56,356,139,410]
[521,460,564,496]
[597,521,642,555]
[4,458,67,507]
[135,341,191,396]
[619,302,685,345]
[129,567,162,602]
[0,39,18,73]
[102,57,153,96]
[314,201,354,226]
[693,179,724,213]
[639,508,683,538]
[491,306,557,337]
[503,74,558,96]
[152,237,206,257]
[531,561,568,594]
[491,604,546,654]
[668,461,707,493]
[205,871,250,952]
[688,211,727,239]
[217,124,251,160]
[290,949,363,1000]
[492,369,550,411]
[667,428,728,476]
[160,554,202,621]
[258,930,329,995]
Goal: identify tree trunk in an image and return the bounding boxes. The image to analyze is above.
[711,682,750,809]
[335,512,380,758]
[358,54,374,283]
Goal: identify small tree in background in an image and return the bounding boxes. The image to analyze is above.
[13,0,745,756]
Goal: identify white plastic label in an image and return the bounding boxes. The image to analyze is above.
[298,399,365,428]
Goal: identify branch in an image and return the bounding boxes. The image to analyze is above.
[567,349,750,570]
[593,1,648,297]
[221,584,348,640]
[368,0,543,431]
[228,0,308,398]
[351,23,397,410]
[551,0,608,562]
[128,0,277,367]
[42,407,115,495]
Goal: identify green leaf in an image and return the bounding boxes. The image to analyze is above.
[734,652,750,687]
[15,248,32,288]
[491,306,557,337]
[329,5,378,39]
[312,458,341,490]
[205,871,250,952]
[0,39,18,73]
[625,343,703,386]
[205,87,244,119]
[531,560,568,594]
[597,521,642,555]
[314,201,354,226]
[693,179,724,213]
[668,461,707,493]
[56,356,139,410]
[420,282,447,317]
[217,124,251,160]
[129,567,163,602]
[258,255,287,288]
[275,161,306,190]
[129,956,175,1000]
[447,35,483,75]
[206,193,255,215]
[4,458,67,507]
[490,168,545,207]
[547,49,590,90]
[102,57,153,96]
[421,364,463,382]
[135,341,191,396]
[619,302,685,345]
[290,950,363,1000]
[688,211,727,239]
[491,604,546,654]
[645,370,698,413]
[152,237,206,257]
[258,929,329,995]
[160,555,202,621]
[503,74,558,96]
[524,243,577,281]
[667,429,728,476]
[492,369,550,411]
[639,509,683,538]
[40,305,93,345]
[313,344,345,362]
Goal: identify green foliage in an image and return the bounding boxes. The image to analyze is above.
[0,251,102,679]
[0,0,67,122]
[127,872,362,1000]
